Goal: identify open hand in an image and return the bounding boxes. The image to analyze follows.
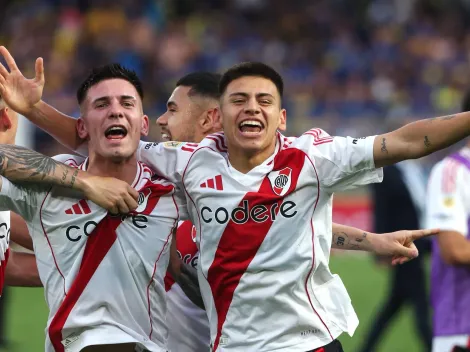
[0,46,44,115]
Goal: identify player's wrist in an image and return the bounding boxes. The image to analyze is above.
[367,232,384,254]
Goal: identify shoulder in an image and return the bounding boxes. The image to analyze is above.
[198,132,228,153]
[138,140,199,153]
[52,154,85,168]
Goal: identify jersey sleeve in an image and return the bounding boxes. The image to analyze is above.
[136,141,197,185]
[296,129,383,192]
[425,159,469,235]
[0,177,45,222]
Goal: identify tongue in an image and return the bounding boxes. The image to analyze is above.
[240,125,261,133]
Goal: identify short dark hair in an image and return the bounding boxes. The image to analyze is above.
[76,63,144,104]
[219,62,284,97]
[176,72,221,100]
[462,90,470,112]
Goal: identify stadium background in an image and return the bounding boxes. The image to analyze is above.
[1,0,469,350]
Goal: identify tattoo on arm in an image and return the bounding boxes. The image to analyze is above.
[424,135,431,148]
[381,138,388,154]
[332,231,363,250]
[0,145,78,188]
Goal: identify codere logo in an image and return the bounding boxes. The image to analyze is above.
[201,200,297,224]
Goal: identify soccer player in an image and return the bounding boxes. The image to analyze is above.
[425,92,470,352]
[0,62,198,352]
[0,50,454,351]
[0,94,41,289]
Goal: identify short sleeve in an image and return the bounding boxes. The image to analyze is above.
[0,176,45,222]
[296,129,383,192]
[425,159,468,235]
[136,141,197,185]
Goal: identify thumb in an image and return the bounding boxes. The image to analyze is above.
[35,57,45,84]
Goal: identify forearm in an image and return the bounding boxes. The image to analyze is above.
[332,223,375,251]
[27,101,83,151]
[374,112,470,168]
[175,263,205,309]
[0,144,86,190]
[10,212,33,251]
[5,251,42,287]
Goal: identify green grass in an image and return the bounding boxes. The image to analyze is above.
[4,255,428,351]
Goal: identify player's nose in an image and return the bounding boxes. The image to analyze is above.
[156,113,168,126]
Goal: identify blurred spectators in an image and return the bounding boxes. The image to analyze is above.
[1,0,470,159]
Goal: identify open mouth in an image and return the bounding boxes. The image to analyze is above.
[104,125,128,140]
[238,120,264,134]
[161,131,171,140]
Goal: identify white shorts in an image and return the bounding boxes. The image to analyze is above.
[432,335,470,352]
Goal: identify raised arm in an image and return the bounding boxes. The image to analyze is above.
[0,145,138,214]
[374,113,470,168]
[331,222,438,265]
[0,46,82,150]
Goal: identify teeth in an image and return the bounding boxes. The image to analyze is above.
[108,126,125,132]
[240,120,262,127]
[161,133,170,140]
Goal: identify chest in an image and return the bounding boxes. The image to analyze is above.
[183,148,321,258]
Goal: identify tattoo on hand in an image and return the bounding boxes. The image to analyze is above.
[381,138,388,154]
[424,135,431,148]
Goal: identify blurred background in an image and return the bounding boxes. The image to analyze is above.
[2,0,470,351]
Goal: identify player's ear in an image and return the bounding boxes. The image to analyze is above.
[140,115,149,137]
[76,117,89,139]
[0,108,12,131]
[278,109,287,131]
[200,107,217,134]
[213,107,223,130]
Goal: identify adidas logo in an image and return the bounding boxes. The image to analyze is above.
[200,175,223,190]
[65,200,91,215]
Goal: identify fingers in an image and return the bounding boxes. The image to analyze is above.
[0,46,19,72]
[407,228,439,241]
[127,185,139,201]
[0,61,9,78]
[115,198,130,215]
[34,57,44,84]
[123,191,138,212]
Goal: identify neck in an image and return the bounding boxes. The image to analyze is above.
[86,153,138,185]
[227,141,277,174]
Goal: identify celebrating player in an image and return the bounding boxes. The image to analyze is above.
[425,92,470,352]
[0,49,451,352]
[0,62,202,352]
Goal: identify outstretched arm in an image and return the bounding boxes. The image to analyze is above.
[331,222,439,265]
[374,113,470,168]
[0,145,138,214]
[0,46,82,151]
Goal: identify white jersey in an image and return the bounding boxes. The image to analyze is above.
[137,130,383,352]
[165,220,210,352]
[0,155,184,352]
[0,211,10,295]
[426,147,470,234]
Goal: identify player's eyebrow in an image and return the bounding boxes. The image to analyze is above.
[167,101,177,109]
[229,92,275,99]
[92,95,137,104]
